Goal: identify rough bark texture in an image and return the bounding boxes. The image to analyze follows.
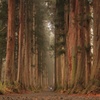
[67,0,77,89]
[66,0,90,93]
[5,0,15,83]
[84,0,91,86]
[90,0,100,88]
[17,0,24,83]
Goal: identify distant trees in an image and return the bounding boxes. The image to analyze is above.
[0,0,99,94]
[35,0,56,89]
[55,0,66,90]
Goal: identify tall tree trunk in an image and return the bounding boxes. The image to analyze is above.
[64,0,69,90]
[35,37,39,87]
[0,58,2,80]
[84,0,91,86]
[90,0,100,91]
[67,0,77,89]
[24,0,29,88]
[5,0,15,83]
[66,0,87,93]
[28,0,33,88]
[17,0,24,83]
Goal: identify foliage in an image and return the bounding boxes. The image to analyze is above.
[5,81,20,93]
[11,81,20,93]
[0,81,6,94]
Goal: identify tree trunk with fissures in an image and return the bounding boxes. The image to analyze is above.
[88,0,100,93]
[5,0,15,84]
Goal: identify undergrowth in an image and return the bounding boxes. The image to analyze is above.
[0,81,6,94]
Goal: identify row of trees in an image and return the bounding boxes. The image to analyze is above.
[0,0,38,90]
[0,0,100,94]
[55,0,100,93]
[0,0,55,91]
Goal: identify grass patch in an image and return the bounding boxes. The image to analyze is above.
[0,81,6,94]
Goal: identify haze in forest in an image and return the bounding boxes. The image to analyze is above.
[0,0,100,95]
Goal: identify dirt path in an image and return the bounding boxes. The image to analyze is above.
[0,92,100,100]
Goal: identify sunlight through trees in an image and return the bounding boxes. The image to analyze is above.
[0,0,100,95]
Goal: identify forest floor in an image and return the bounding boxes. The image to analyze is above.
[0,91,100,100]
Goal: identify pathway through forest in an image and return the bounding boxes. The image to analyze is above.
[0,92,100,100]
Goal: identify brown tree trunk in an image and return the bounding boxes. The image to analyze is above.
[35,37,39,87]
[24,1,29,88]
[28,0,34,88]
[64,0,69,90]
[90,0,100,88]
[67,0,77,89]
[17,0,24,83]
[84,0,91,86]
[0,58,2,80]
[66,0,87,93]
[5,0,15,83]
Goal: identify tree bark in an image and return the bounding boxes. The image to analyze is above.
[91,0,100,86]
[5,0,15,83]
[17,0,24,83]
